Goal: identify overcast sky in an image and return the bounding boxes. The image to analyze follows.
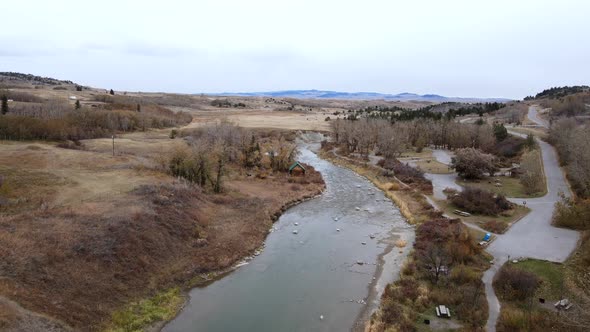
[1,0,588,99]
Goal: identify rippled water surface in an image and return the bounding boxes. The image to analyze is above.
[164,143,412,332]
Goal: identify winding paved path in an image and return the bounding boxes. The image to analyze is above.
[482,106,580,331]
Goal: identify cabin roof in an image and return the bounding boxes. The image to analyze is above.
[289,161,306,172]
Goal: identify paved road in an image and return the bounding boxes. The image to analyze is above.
[527,106,549,128]
[482,106,580,331]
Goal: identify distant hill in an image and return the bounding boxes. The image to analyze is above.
[213,89,511,102]
[524,85,590,100]
[0,72,75,86]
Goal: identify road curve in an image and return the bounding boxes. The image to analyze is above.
[482,106,580,331]
[527,106,549,128]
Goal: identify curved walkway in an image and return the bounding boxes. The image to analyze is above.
[482,106,580,331]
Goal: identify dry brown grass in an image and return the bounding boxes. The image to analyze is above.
[0,131,325,330]
[184,108,333,131]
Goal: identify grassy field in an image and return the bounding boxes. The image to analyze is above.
[457,146,547,198]
[414,159,453,174]
[457,176,546,198]
[398,148,435,159]
[435,199,530,233]
[398,148,454,174]
[512,259,565,300]
[184,108,333,132]
[493,258,589,332]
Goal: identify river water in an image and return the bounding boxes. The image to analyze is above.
[163,140,413,332]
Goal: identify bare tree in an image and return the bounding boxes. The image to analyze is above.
[420,243,451,284]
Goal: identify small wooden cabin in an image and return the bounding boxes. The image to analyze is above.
[289,161,306,176]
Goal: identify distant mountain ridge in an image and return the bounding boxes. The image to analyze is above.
[213,89,511,102]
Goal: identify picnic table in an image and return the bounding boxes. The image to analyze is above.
[436,305,451,318]
[555,299,573,310]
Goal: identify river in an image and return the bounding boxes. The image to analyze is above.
[163,139,413,332]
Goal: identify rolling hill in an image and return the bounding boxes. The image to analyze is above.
[213,89,511,102]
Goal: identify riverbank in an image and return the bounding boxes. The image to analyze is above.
[164,143,413,332]
[0,131,325,331]
[318,148,436,224]
[319,145,491,331]
[114,185,326,332]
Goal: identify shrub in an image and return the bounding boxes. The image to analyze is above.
[491,135,525,158]
[553,196,590,230]
[483,220,507,233]
[499,306,528,331]
[401,260,416,276]
[56,140,86,150]
[520,149,544,195]
[382,159,428,184]
[451,148,497,179]
[450,265,480,285]
[211,99,232,108]
[494,265,540,301]
[451,187,512,216]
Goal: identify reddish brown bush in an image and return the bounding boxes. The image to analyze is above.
[483,220,507,233]
[451,187,512,216]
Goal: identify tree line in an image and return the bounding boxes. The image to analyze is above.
[348,102,505,122]
[330,118,501,159]
[0,108,192,141]
[549,118,590,198]
[525,85,590,100]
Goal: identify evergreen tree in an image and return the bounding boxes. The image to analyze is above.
[493,123,508,141]
[109,89,115,95]
[525,134,536,150]
[1,95,8,115]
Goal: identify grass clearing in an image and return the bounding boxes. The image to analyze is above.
[435,199,530,233]
[107,288,184,332]
[399,148,434,159]
[457,176,545,198]
[399,148,454,174]
[414,159,453,174]
[456,145,547,198]
[512,259,564,300]
[493,258,586,332]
